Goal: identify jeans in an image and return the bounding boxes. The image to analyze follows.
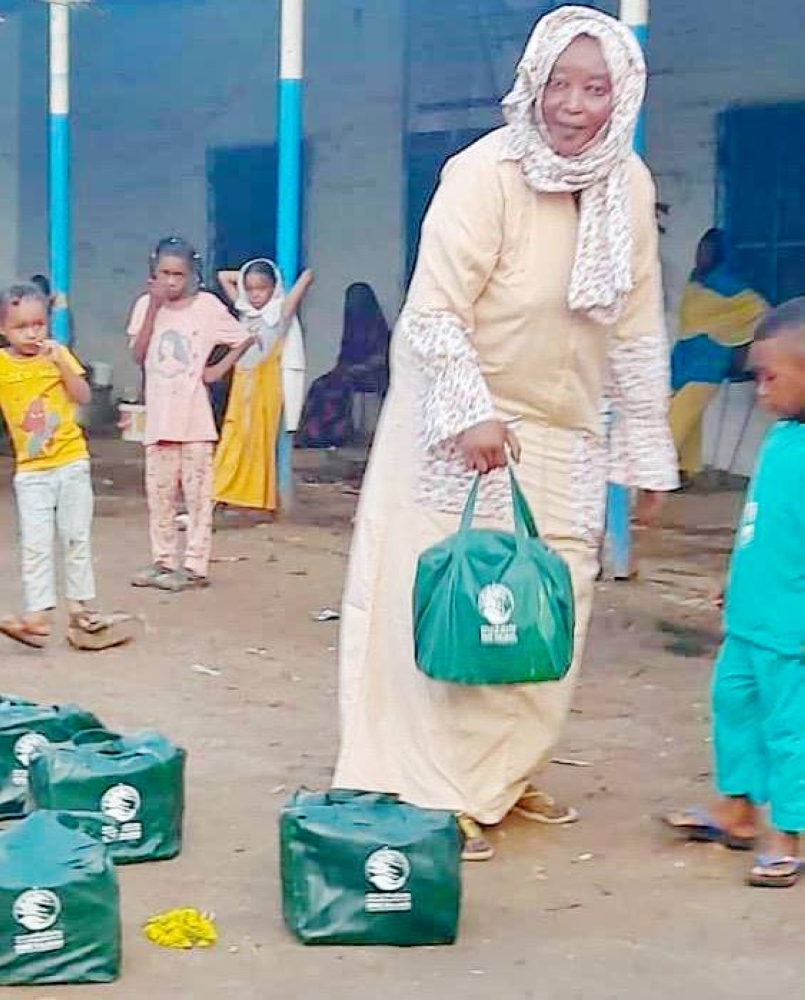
[14,458,96,613]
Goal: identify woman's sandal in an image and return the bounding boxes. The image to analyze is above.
[67,612,137,652]
[747,855,802,889]
[457,814,495,862]
[513,787,579,825]
[0,615,50,649]
[658,807,756,851]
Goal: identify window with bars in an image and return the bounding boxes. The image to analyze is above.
[718,103,805,305]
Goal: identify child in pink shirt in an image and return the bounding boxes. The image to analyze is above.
[127,236,252,592]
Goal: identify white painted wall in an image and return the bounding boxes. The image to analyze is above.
[15,0,406,393]
[304,0,406,379]
[7,0,801,470]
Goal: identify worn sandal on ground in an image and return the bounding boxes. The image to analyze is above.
[457,814,495,862]
[0,615,50,649]
[513,788,579,825]
[155,569,210,593]
[131,564,173,589]
[67,612,137,652]
[658,807,756,851]
[747,854,802,889]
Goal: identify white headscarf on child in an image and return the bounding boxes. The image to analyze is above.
[235,258,307,433]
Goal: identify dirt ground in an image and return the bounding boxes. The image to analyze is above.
[0,439,802,1000]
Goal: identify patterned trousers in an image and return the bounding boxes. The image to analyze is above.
[145,442,214,577]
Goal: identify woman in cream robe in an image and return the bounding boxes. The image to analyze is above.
[334,6,678,860]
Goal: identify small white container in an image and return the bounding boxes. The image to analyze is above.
[118,403,146,443]
[92,361,113,387]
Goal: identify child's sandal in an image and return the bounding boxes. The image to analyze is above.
[0,615,50,649]
[67,612,137,652]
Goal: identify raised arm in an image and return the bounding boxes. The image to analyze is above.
[281,269,314,323]
[217,271,240,306]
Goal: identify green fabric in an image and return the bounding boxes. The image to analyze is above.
[0,697,101,819]
[725,420,805,657]
[281,789,461,946]
[0,811,120,985]
[414,471,575,685]
[29,729,186,864]
[713,636,805,833]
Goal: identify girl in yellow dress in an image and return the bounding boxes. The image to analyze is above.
[211,260,313,515]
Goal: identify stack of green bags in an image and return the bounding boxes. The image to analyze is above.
[0,696,186,986]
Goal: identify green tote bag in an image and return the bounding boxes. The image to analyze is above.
[29,729,186,864]
[0,811,120,986]
[414,470,575,685]
[0,697,102,819]
[281,789,461,946]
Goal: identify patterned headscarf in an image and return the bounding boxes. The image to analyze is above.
[501,6,647,325]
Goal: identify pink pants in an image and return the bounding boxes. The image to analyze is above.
[145,442,214,577]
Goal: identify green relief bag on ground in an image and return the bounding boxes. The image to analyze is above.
[28,729,186,864]
[0,810,121,986]
[414,471,576,685]
[281,789,461,946]
[0,697,102,819]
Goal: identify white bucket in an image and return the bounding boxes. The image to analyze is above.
[118,403,146,444]
[92,361,113,387]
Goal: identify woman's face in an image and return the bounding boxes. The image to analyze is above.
[244,271,275,310]
[542,35,614,158]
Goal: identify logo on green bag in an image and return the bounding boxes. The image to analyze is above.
[365,848,410,892]
[12,890,65,957]
[13,890,61,932]
[365,848,412,914]
[478,584,518,646]
[101,783,143,844]
[13,732,49,767]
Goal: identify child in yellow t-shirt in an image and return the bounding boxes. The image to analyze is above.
[0,283,133,650]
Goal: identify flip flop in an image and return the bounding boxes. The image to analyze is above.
[747,854,802,889]
[658,807,755,851]
[67,613,138,652]
[0,615,50,649]
[513,788,579,825]
[456,814,495,862]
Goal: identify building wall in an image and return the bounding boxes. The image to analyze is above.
[15,0,405,393]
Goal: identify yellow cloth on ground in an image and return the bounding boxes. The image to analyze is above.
[213,342,282,510]
[0,348,88,472]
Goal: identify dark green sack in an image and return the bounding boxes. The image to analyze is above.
[281,789,461,946]
[0,811,120,985]
[29,729,186,864]
[0,697,101,819]
[414,471,575,685]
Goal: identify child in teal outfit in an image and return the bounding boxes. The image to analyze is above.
[664,297,805,888]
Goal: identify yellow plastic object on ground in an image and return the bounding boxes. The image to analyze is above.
[143,908,217,950]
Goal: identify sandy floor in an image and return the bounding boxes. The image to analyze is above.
[0,440,801,999]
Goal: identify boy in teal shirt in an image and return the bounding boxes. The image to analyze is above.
[664,298,805,888]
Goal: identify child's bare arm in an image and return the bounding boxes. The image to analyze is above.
[42,342,91,405]
[130,285,165,364]
[203,336,256,384]
[217,271,240,305]
[282,269,314,322]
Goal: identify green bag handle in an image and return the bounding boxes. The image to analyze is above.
[71,728,126,752]
[459,467,540,541]
[325,789,401,807]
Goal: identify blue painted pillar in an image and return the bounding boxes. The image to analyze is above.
[48,1,71,345]
[605,0,650,580]
[276,0,305,511]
